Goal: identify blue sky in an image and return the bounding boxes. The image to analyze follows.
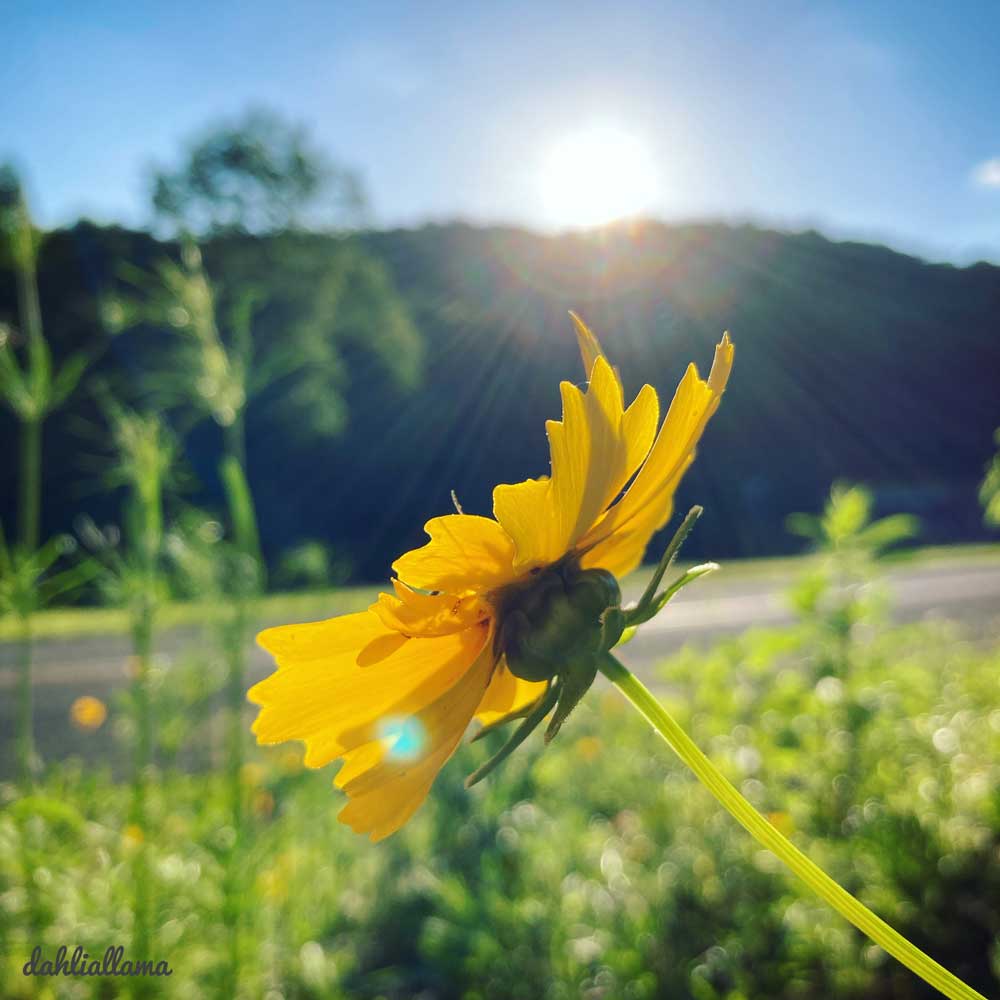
[2,0,999,262]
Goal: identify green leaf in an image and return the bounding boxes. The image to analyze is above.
[856,513,920,554]
[785,511,821,541]
[0,336,33,418]
[26,323,53,407]
[48,350,91,409]
[36,557,101,607]
[219,454,260,560]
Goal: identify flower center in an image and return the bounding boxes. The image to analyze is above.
[495,560,624,682]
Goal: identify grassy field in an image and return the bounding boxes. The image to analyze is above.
[2,614,998,998]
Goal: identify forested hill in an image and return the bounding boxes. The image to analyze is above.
[1,219,998,583]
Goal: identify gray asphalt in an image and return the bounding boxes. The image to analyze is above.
[2,555,998,774]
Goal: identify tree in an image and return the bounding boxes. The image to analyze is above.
[150,108,366,235]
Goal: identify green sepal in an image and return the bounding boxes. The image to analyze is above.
[624,561,719,629]
[544,658,599,744]
[465,682,560,787]
[625,506,702,625]
[617,625,638,647]
[470,696,539,743]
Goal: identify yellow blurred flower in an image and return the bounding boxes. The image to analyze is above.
[241,762,265,788]
[70,695,107,730]
[122,823,144,849]
[257,867,287,903]
[767,811,796,837]
[250,315,732,841]
[575,736,603,762]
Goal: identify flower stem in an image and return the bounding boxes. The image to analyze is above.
[19,417,42,555]
[16,612,34,788]
[598,654,986,1000]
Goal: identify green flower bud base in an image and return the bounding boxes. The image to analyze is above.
[498,561,623,681]
[498,560,623,741]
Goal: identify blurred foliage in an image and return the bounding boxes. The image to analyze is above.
[1,609,997,998]
[786,481,919,563]
[0,166,39,273]
[786,482,919,663]
[76,401,183,610]
[1,164,99,788]
[275,538,351,591]
[980,428,1000,528]
[109,235,423,448]
[151,108,366,236]
[0,527,90,622]
[112,242,249,432]
[0,166,90,428]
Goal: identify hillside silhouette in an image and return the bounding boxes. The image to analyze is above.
[1,219,997,583]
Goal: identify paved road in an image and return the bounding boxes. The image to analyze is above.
[2,555,998,772]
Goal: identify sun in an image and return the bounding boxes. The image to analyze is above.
[538,126,659,229]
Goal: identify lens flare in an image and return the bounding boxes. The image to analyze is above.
[377,715,427,762]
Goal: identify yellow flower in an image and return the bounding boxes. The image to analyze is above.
[249,315,733,841]
[767,811,795,837]
[122,823,144,849]
[70,695,107,730]
[241,761,265,788]
[574,736,603,762]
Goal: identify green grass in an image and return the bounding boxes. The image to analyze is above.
[2,608,998,999]
[0,583,379,642]
[5,541,999,642]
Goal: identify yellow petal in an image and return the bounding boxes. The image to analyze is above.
[492,477,554,573]
[708,332,735,395]
[474,659,548,726]
[569,311,606,377]
[371,580,492,637]
[335,633,495,840]
[620,382,659,489]
[561,357,628,539]
[392,514,517,593]
[581,454,693,578]
[580,335,732,575]
[257,611,395,669]
[494,355,657,569]
[250,611,489,769]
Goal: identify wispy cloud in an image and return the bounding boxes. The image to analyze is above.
[972,157,1000,188]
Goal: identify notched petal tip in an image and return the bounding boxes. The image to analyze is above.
[708,332,734,395]
[569,311,606,379]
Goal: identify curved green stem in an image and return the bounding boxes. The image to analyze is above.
[599,654,986,1000]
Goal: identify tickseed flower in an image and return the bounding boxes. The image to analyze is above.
[247,317,985,1000]
[70,695,107,730]
[122,823,144,849]
[249,314,733,841]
